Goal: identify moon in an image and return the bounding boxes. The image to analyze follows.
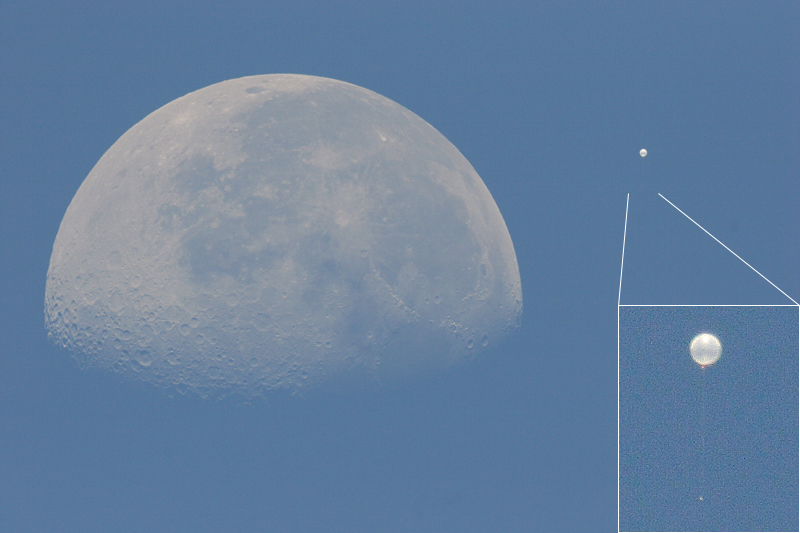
[45,74,522,396]
[690,333,722,368]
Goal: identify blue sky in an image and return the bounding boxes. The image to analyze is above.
[1,2,798,531]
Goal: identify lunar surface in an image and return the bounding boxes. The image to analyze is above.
[45,74,522,396]
[690,333,722,368]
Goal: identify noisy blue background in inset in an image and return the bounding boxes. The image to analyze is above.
[619,305,798,532]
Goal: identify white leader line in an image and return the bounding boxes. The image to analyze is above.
[658,193,798,306]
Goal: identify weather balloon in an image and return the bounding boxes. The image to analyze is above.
[45,74,522,396]
[690,333,722,368]
[639,149,647,158]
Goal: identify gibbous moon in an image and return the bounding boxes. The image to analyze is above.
[45,74,522,396]
[639,149,647,158]
[690,333,722,368]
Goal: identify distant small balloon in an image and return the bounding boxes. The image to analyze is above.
[690,333,722,368]
[639,149,647,158]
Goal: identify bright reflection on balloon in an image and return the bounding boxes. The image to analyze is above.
[690,333,722,368]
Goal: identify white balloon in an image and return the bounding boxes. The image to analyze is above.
[639,149,647,158]
[45,75,523,396]
[690,333,722,368]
